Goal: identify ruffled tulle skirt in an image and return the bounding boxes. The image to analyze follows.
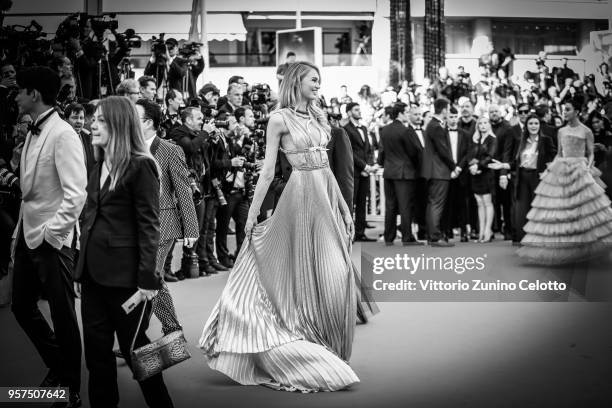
[199,167,360,392]
[518,157,612,265]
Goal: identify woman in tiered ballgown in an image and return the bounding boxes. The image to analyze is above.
[518,100,612,264]
[199,62,360,392]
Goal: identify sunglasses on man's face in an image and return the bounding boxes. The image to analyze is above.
[518,110,530,114]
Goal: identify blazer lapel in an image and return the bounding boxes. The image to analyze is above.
[98,161,112,202]
[20,113,57,198]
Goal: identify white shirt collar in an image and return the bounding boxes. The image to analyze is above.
[144,135,155,151]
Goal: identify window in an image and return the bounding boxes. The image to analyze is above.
[492,20,580,55]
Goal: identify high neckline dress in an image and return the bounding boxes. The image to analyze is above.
[199,108,360,392]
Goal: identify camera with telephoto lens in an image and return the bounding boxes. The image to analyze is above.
[0,167,20,197]
[249,83,271,105]
[211,178,227,206]
[188,171,203,206]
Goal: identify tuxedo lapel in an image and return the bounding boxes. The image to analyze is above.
[348,122,364,147]
[20,113,58,198]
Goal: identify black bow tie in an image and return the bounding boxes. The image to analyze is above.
[27,123,41,136]
[28,110,55,136]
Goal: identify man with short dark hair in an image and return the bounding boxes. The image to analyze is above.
[138,75,157,101]
[377,102,422,245]
[11,66,86,408]
[276,52,296,85]
[344,102,375,241]
[162,89,184,136]
[535,104,558,146]
[195,83,220,114]
[442,106,470,241]
[0,62,19,142]
[64,103,95,177]
[136,98,198,285]
[423,98,456,246]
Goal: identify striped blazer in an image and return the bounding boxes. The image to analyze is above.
[151,137,199,241]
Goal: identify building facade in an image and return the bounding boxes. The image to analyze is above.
[4,0,610,97]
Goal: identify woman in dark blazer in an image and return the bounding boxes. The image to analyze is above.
[75,96,174,408]
[511,115,556,242]
[466,116,497,242]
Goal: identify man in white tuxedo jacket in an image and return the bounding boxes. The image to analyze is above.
[11,66,87,407]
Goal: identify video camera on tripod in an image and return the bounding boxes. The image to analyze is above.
[0,20,50,65]
[151,33,169,66]
[178,41,203,60]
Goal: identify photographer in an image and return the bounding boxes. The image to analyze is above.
[143,37,177,99]
[161,88,184,136]
[218,83,244,120]
[191,83,220,117]
[170,107,226,276]
[215,107,261,267]
[209,112,249,269]
[65,16,130,99]
[0,62,19,145]
[139,75,157,101]
[167,42,204,101]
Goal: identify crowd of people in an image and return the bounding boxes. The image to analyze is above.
[323,54,612,253]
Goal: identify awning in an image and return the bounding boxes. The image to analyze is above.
[116,13,246,42]
[206,14,247,42]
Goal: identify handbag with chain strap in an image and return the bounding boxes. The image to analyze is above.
[130,298,191,381]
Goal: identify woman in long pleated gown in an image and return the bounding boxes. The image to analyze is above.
[199,61,360,392]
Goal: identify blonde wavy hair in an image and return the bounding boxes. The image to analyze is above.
[472,115,496,144]
[277,61,331,137]
[94,96,158,191]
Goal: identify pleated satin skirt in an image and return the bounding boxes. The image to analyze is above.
[199,166,359,392]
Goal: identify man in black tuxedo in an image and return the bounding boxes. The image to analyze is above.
[343,102,375,241]
[405,104,428,240]
[490,104,514,240]
[502,102,529,243]
[274,126,354,210]
[377,102,422,245]
[423,98,458,247]
[442,107,470,241]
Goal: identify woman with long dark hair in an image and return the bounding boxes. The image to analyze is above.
[511,115,556,242]
[199,62,359,392]
[466,116,497,242]
[75,96,174,407]
[587,110,612,166]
